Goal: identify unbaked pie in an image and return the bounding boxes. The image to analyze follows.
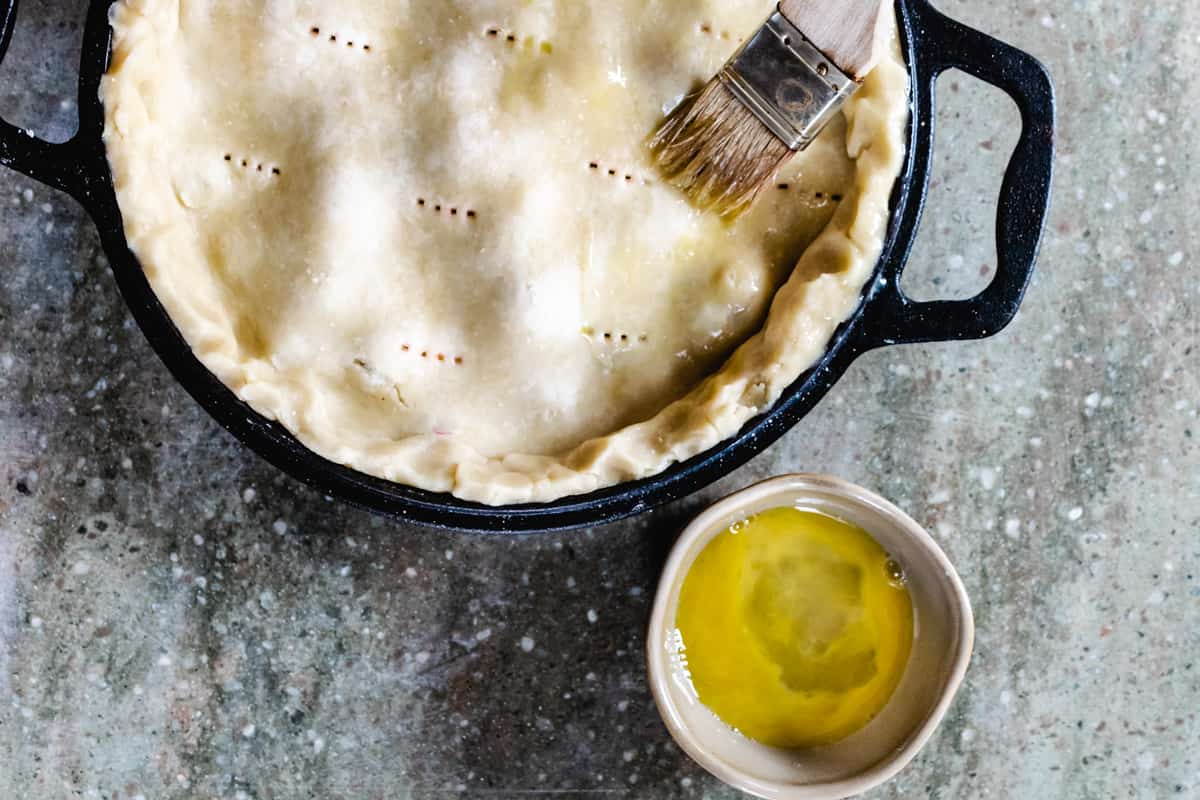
[102,0,909,505]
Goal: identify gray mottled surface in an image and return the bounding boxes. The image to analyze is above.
[1,1,1197,798]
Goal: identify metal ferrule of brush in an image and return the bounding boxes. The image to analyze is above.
[719,8,859,151]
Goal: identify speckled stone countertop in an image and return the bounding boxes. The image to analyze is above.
[1,1,1197,798]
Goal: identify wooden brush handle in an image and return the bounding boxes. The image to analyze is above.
[779,0,888,80]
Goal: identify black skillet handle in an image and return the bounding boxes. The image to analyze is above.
[864,0,1056,348]
[0,0,103,203]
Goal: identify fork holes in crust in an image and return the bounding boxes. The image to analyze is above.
[310,24,373,52]
[225,153,282,179]
[585,329,649,347]
[485,26,553,53]
[698,21,733,40]
[589,160,651,186]
[418,197,477,221]
[777,185,843,204]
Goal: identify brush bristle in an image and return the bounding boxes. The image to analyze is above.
[649,79,793,219]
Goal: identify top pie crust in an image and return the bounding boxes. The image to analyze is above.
[102,0,909,505]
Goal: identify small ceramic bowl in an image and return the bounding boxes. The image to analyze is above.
[648,474,974,800]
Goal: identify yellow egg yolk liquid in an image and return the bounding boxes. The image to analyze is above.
[675,507,914,749]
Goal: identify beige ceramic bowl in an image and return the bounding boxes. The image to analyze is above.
[648,474,974,800]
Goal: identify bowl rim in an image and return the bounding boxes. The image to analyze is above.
[646,473,975,800]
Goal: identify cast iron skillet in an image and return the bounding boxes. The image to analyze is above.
[0,0,1054,532]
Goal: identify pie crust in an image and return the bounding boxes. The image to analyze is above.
[102,1,909,505]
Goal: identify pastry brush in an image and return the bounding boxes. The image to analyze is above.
[650,0,890,218]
